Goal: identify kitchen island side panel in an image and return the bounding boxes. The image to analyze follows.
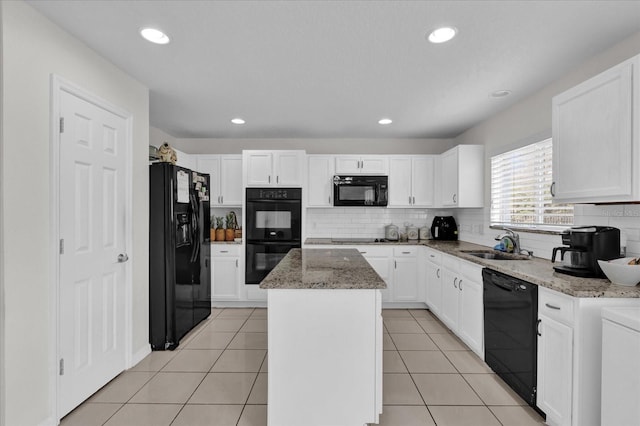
[267,289,382,426]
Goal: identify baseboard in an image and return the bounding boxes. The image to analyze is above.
[130,344,151,369]
[212,301,267,308]
[382,302,429,309]
[37,415,57,426]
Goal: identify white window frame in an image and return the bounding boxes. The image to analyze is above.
[490,138,573,230]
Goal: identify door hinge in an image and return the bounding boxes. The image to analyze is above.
[59,117,65,133]
[59,239,64,254]
[59,358,65,375]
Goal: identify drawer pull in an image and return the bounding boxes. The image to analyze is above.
[220,250,229,253]
[436,268,440,278]
[536,319,542,336]
[545,303,561,310]
[359,251,367,254]
[402,251,411,254]
[430,254,435,258]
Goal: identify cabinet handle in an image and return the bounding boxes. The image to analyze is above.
[459,280,463,291]
[413,196,415,205]
[236,259,238,267]
[402,251,411,254]
[545,303,561,310]
[436,268,440,278]
[453,193,457,203]
[394,260,397,269]
[359,251,367,254]
[550,182,556,197]
[268,175,271,183]
[430,254,435,258]
[220,250,228,253]
[277,175,279,184]
[409,195,412,204]
[454,277,458,288]
[220,195,223,204]
[536,318,542,336]
[328,196,331,204]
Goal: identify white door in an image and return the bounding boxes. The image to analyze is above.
[440,148,458,206]
[274,151,302,186]
[58,89,128,417]
[440,268,459,330]
[457,278,484,356]
[212,256,240,300]
[388,157,412,207]
[246,152,273,186]
[220,156,243,205]
[412,156,435,207]
[425,260,441,315]
[392,257,418,301]
[307,156,335,207]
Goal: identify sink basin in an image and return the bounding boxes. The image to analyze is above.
[461,250,530,261]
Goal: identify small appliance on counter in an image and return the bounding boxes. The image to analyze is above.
[431,216,458,240]
[551,226,620,278]
[384,224,399,241]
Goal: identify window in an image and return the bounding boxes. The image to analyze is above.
[491,138,573,228]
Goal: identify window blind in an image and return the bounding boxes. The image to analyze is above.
[490,138,573,227]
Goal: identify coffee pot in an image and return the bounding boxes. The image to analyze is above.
[552,226,620,278]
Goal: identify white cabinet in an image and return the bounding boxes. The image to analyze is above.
[423,248,442,316]
[392,247,418,302]
[244,150,304,187]
[388,156,435,207]
[196,155,242,206]
[174,148,197,171]
[552,54,640,203]
[537,313,573,426]
[307,155,335,207]
[211,244,241,301]
[335,155,388,175]
[356,247,392,302]
[435,254,484,357]
[438,145,484,208]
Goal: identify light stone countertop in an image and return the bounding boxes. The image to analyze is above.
[304,238,640,298]
[259,248,387,290]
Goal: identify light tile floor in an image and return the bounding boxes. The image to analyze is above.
[61,308,545,426]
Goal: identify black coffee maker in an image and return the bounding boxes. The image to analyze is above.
[431,216,458,241]
[551,226,620,278]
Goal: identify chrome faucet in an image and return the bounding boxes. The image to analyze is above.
[495,227,533,256]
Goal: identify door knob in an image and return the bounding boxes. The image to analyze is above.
[117,253,129,263]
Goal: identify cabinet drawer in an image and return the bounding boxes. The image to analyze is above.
[539,287,575,325]
[393,246,418,257]
[423,248,442,264]
[354,246,391,257]
[441,253,459,271]
[212,244,241,257]
[459,260,483,282]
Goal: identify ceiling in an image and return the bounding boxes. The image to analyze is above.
[28,1,640,139]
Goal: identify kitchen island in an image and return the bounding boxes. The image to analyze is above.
[260,248,386,426]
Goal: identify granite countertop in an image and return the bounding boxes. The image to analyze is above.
[304,238,640,298]
[259,248,387,290]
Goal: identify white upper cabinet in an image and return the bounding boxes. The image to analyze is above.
[307,155,335,207]
[552,54,640,203]
[335,155,388,175]
[244,150,305,187]
[438,145,484,208]
[388,156,435,207]
[196,154,242,206]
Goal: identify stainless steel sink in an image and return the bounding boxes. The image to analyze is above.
[460,250,530,261]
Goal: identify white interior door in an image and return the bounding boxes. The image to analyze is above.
[58,89,128,417]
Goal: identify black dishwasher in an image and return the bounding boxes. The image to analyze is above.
[483,268,539,408]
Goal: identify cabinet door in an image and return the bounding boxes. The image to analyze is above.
[274,151,302,187]
[360,156,388,174]
[308,156,335,207]
[457,277,483,356]
[412,156,435,207]
[220,156,242,206]
[211,256,240,300]
[364,256,392,302]
[440,148,458,206]
[425,260,442,316]
[246,152,273,186]
[537,313,573,426]
[393,257,418,301]
[196,156,221,205]
[440,268,459,331]
[388,157,412,207]
[335,156,362,174]
[552,57,636,203]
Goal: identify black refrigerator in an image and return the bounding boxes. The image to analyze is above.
[149,163,211,350]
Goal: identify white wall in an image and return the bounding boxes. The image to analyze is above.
[1,2,149,425]
[454,31,640,259]
[172,137,456,155]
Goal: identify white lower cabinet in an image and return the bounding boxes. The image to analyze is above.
[423,248,442,316]
[392,247,419,302]
[211,245,241,301]
[433,253,484,357]
[358,248,392,302]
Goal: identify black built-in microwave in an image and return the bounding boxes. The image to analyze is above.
[333,175,388,207]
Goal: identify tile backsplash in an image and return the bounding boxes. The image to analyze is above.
[454,205,640,260]
[306,208,454,239]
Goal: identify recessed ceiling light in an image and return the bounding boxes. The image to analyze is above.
[428,26,457,44]
[491,90,512,98]
[140,28,170,45]
[378,118,393,125]
[231,118,246,125]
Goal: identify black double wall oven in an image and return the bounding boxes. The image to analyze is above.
[245,188,302,284]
